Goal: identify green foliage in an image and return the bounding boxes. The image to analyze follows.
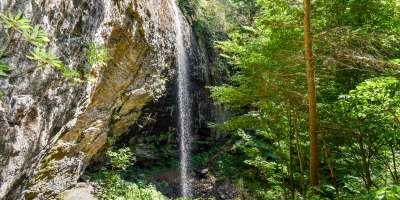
[23,25,50,47]
[208,2,305,195]
[391,58,400,65]
[336,77,400,124]
[88,147,166,200]
[89,170,167,200]
[313,0,400,31]
[374,185,400,200]
[0,62,9,76]
[178,0,200,19]
[188,0,258,48]
[27,47,64,69]
[0,11,81,80]
[209,0,400,199]
[106,147,135,172]
[27,47,81,80]
[0,11,31,32]
[0,12,49,47]
[126,129,178,169]
[61,68,81,80]
[86,42,110,66]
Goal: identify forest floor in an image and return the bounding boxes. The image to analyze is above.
[136,168,242,199]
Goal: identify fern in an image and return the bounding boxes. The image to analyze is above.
[0,11,31,32]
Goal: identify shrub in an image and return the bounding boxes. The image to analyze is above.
[89,147,166,200]
[106,147,135,172]
[90,170,167,200]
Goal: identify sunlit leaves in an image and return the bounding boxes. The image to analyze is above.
[0,11,82,81]
[0,12,49,47]
[27,47,63,69]
[211,85,255,109]
[23,25,50,47]
[374,185,400,200]
[210,0,400,198]
[390,58,400,65]
[86,42,110,66]
[61,69,81,80]
[337,77,400,123]
[27,48,82,79]
[0,62,9,76]
[88,171,167,200]
[106,148,135,172]
[0,11,31,32]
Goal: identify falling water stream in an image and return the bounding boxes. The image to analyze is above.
[171,0,193,197]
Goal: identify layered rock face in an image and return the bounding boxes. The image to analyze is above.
[0,0,189,199]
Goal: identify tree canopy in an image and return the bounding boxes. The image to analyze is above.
[208,0,400,199]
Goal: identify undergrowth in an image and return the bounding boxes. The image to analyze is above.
[89,170,167,200]
[88,147,168,200]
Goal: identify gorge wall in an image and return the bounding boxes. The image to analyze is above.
[0,0,197,199]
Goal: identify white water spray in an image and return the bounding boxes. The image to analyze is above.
[171,0,192,197]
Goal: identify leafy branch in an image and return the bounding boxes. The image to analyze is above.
[0,11,80,80]
[27,47,63,69]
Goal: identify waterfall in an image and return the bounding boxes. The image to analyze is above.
[171,0,193,198]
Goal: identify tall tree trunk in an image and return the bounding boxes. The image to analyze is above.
[303,0,319,187]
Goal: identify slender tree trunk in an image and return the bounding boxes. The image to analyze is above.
[298,148,306,196]
[294,114,306,196]
[386,160,396,183]
[303,0,319,187]
[321,134,340,199]
[390,145,399,184]
[358,135,372,192]
[288,110,295,199]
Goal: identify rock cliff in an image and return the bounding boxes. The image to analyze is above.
[0,0,191,199]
